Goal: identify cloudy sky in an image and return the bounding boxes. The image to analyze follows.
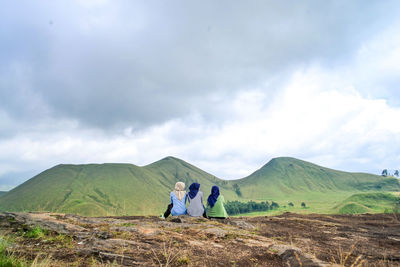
[1,0,400,190]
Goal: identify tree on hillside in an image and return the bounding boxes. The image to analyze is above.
[270,201,279,209]
[301,202,306,208]
[288,202,294,207]
[381,169,388,177]
[394,170,399,177]
[233,183,242,197]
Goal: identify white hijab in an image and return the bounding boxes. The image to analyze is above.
[174,182,186,201]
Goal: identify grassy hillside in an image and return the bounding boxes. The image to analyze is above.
[0,156,398,216]
[0,157,237,216]
[233,157,399,213]
[332,192,400,214]
[236,157,399,199]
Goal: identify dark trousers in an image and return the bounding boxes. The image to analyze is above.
[164,203,173,218]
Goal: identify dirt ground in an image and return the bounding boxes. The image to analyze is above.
[0,212,399,266]
[247,213,400,266]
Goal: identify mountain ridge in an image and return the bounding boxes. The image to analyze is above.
[0,156,398,215]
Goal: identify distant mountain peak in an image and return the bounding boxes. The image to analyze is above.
[161,156,181,161]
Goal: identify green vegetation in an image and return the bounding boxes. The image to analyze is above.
[235,157,399,200]
[0,238,25,267]
[0,228,72,266]
[225,200,272,215]
[0,156,398,216]
[332,192,400,214]
[23,226,47,239]
[225,200,283,215]
[0,157,238,216]
[233,184,242,197]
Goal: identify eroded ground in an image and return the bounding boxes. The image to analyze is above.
[0,212,399,266]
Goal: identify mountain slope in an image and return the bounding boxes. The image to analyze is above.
[235,157,399,200]
[0,157,237,216]
[0,156,398,216]
[332,192,400,214]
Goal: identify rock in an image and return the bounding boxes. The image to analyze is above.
[2,212,86,235]
[270,244,335,267]
[203,227,227,238]
[98,252,141,266]
[96,231,113,239]
[229,220,256,230]
[138,227,159,236]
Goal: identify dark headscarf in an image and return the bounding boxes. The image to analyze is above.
[188,183,200,199]
[207,186,220,208]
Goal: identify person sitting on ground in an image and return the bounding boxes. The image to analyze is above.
[187,182,206,218]
[162,181,187,219]
[206,185,228,219]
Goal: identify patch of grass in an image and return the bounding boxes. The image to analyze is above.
[0,238,26,267]
[224,233,239,240]
[23,226,47,239]
[46,234,74,248]
[177,255,190,265]
[120,222,137,227]
[112,231,132,240]
[268,248,278,253]
[172,227,182,233]
[0,243,26,267]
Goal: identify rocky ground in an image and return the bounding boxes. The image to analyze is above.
[0,212,399,266]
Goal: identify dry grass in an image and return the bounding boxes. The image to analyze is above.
[151,240,181,267]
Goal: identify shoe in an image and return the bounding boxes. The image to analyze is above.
[159,214,165,220]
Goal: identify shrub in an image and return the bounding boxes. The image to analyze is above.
[23,227,47,239]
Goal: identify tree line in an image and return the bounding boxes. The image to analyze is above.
[225,200,279,215]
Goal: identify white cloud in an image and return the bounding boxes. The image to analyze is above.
[1,1,400,189]
[1,71,399,186]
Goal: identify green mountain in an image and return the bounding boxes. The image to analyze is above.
[0,157,237,216]
[235,157,399,200]
[0,157,398,216]
[332,192,400,214]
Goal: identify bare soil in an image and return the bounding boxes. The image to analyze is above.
[0,212,399,266]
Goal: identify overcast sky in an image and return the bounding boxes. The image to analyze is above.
[1,0,400,190]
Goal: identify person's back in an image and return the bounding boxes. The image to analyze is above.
[206,186,228,219]
[161,181,187,219]
[170,191,187,216]
[187,191,204,217]
[206,194,228,218]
